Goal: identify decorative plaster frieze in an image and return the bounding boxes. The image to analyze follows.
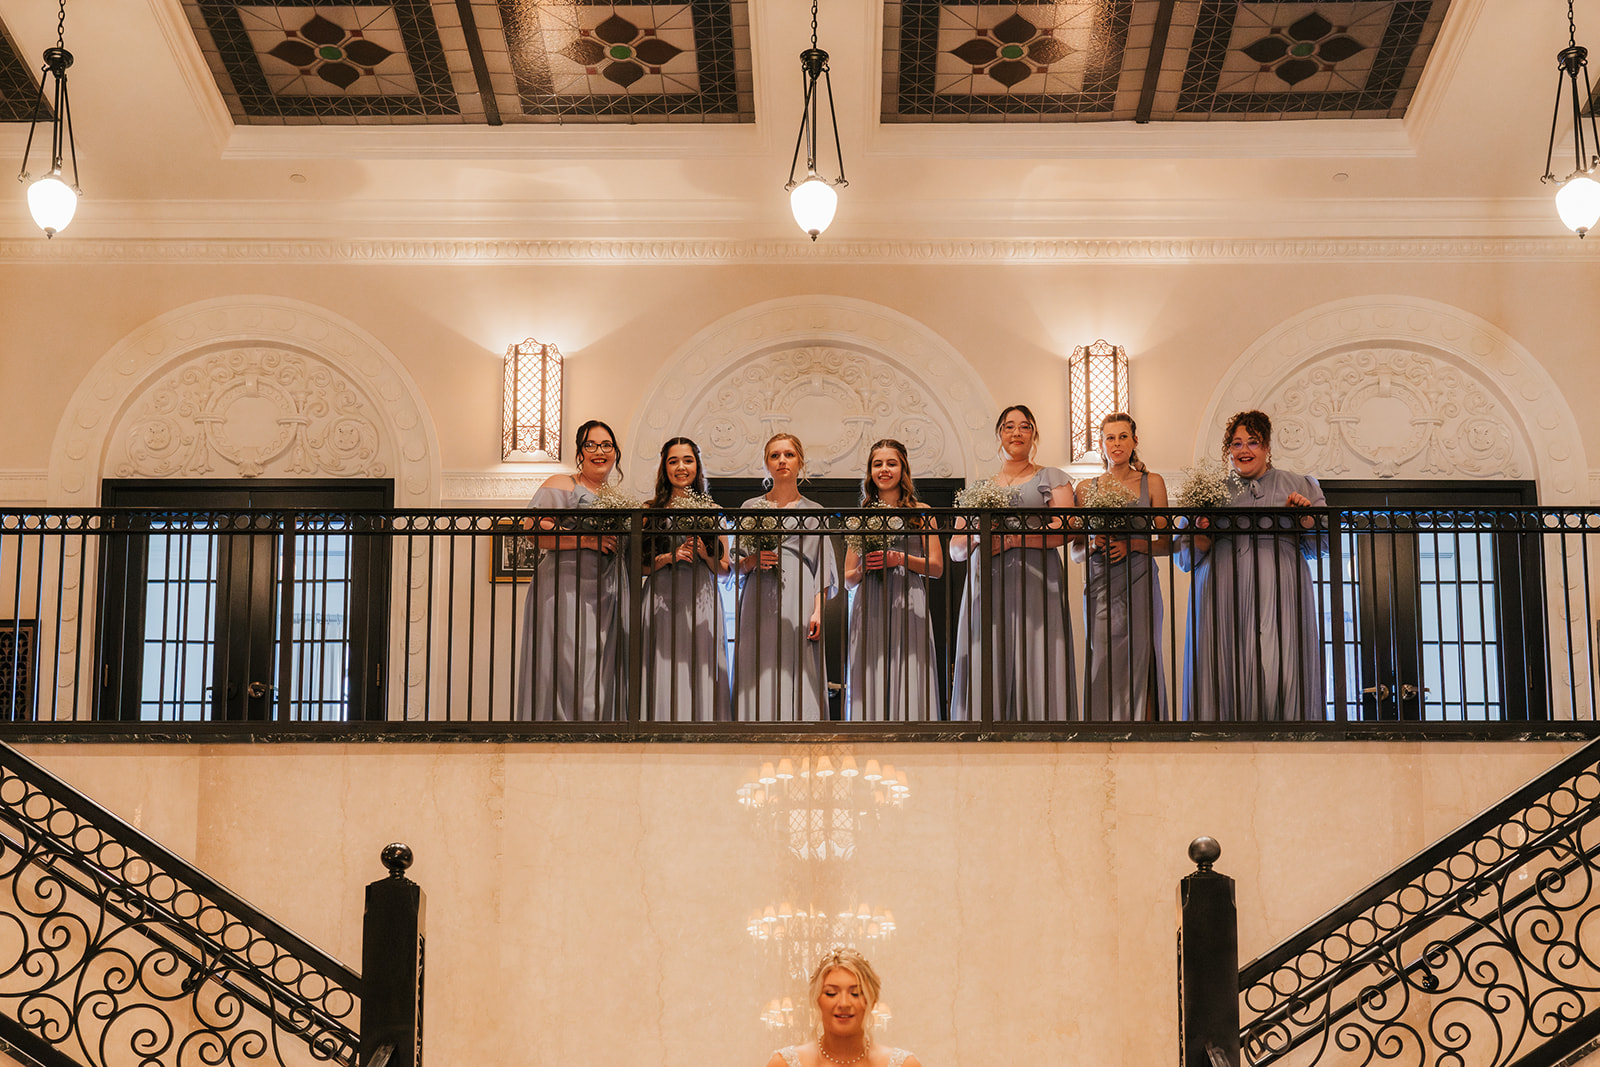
[0,236,1595,265]
[441,472,558,503]
[629,296,995,480]
[0,472,48,505]
[48,296,442,507]
[1197,297,1586,503]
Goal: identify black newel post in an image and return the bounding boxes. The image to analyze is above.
[362,843,425,1067]
[1178,836,1240,1067]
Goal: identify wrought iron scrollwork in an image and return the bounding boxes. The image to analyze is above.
[1240,741,1600,1067]
[0,744,359,1066]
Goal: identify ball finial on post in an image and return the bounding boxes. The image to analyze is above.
[1188,836,1221,872]
[380,842,414,878]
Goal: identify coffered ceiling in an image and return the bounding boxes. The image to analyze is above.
[0,0,1588,245]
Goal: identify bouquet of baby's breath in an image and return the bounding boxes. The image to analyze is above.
[954,478,1017,510]
[586,482,641,532]
[956,478,1022,533]
[1078,475,1138,532]
[668,489,724,558]
[1173,458,1239,512]
[667,489,720,530]
[843,500,909,558]
[737,498,785,554]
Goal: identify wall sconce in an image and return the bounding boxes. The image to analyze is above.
[1067,339,1129,464]
[16,0,81,238]
[1542,0,1600,236]
[503,339,563,461]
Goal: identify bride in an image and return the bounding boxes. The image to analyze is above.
[765,948,922,1067]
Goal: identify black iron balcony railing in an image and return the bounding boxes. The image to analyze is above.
[0,504,1591,732]
[1237,737,1600,1067]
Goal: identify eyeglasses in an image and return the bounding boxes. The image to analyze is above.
[1228,439,1262,452]
[581,441,616,454]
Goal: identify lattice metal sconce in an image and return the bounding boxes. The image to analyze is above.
[503,339,562,461]
[1067,339,1130,463]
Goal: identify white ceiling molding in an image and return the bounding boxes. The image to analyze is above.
[0,236,1596,265]
[146,0,232,153]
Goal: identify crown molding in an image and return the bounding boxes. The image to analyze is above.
[442,470,561,504]
[0,235,1595,264]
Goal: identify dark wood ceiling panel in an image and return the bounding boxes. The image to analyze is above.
[183,1,753,126]
[882,0,1451,123]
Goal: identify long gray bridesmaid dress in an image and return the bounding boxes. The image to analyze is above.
[515,481,627,721]
[1176,466,1327,721]
[732,496,838,722]
[1083,472,1168,721]
[846,526,942,721]
[640,526,732,722]
[950,467,1077,721]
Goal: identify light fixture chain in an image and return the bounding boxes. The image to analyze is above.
[1571,0,1579,50]
[810,0,818,51]
[55,0,65,51]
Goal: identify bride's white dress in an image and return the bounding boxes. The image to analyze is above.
[776,1048,913,1067]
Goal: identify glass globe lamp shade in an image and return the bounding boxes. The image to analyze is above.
[27,174,77,236]
[1556,175,1600,236]
[789,177,837,240]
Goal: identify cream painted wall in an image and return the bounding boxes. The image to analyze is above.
[12,740,1583,1067]
[1,257,1598,497]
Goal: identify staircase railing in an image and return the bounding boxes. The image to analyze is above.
[0,741,372,1067]
[1238,737,1600,1067]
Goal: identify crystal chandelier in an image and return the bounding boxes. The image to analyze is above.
[737,754,910,862]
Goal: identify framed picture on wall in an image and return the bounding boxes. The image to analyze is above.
[491,519,541,582]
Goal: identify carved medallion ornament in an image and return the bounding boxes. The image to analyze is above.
[113,347,386,480]
[691,346,952,478]
[1268,348,1522,480]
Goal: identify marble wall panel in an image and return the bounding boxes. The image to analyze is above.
[10,740,1584,1067]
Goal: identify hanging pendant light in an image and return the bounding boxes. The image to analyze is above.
[1542,0,1600,237]
[16,0,81,238]
[785,0,847,241]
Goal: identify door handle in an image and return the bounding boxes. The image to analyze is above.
[247,681,269,699]
[1362,685,1391,700]
[1400,684,1428,699]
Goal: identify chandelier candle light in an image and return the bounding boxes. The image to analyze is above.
[17,0,81,237]
[1542,0,1600,236]
[786,0,848,240]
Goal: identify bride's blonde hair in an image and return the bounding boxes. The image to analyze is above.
[808,947,882,1027]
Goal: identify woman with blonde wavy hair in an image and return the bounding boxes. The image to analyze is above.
[764,948,921,1067]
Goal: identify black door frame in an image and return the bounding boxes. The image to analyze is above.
[97,479,393,722]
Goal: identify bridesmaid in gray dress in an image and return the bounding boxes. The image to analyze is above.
[515,419,627,721]
[641,437,731,721]
[950,405,1078,721]
[1177,409,1328,721]
[844,439,944,721]
[733,433,838,722]
[1080,412,1170,721]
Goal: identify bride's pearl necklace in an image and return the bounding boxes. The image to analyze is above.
[819,1039,868,1064]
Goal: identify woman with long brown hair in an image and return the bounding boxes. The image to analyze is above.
[843,439,944,721]
[640,436,730,721]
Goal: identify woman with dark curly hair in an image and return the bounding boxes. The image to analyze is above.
[1177,409,1327,721]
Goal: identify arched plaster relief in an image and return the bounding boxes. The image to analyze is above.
[1196,296,1590,718]
[1194,297,1582,499]
[628,297,996,481]
[48,296,440,506]
[46,296,443,720]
